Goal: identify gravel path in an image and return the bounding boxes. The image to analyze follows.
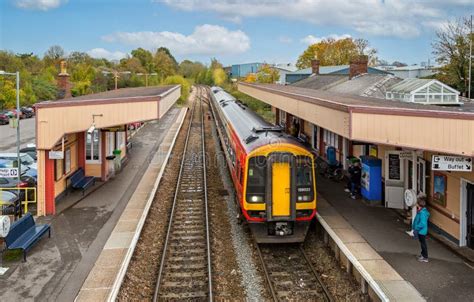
[206,89,265,301]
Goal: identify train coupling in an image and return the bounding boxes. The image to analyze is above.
[275,222,293,236]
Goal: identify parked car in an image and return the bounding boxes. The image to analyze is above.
[0,190,20,215]
[7,109,24,119]
[0,153,37,170]
[21,107,34,118]
[0,112,9,125]
[0,159,36,180]
[20,144,37,161]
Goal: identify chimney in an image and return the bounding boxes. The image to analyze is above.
[349,55,368,79]
[311,58,320,75]
[57,60,72,99]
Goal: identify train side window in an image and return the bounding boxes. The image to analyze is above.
[296,156,314,202]
[246,156,266,203]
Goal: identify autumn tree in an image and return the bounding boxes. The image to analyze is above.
[432,17,473,96]
[44,45,65,67]
[296,38,377,69]
[131,48,154,72]
[256,64,280,83]
[154,48,178,81]
[212,68,227,86]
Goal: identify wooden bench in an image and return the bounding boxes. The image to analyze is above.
[4,213,51,261]
[68,168,95,196]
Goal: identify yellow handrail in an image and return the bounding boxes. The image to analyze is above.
[0,187,37,214]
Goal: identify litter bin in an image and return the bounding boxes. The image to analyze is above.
[106,155,116,177]
[113,149,122,172]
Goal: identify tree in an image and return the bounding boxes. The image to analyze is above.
[432,17,473,96]
[256,64,280,83]
[154,49,178,81]
[179,60,205,79]
[296,37,377,69]
[244,73,257,83]
[44,45,65,67]
[212,68,227,86]
[157,47,178,67]
[131,48,154,72]
[210,58,223,70]
[163,75,191,104]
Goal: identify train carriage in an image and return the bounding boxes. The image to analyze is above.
[209,86,316,243]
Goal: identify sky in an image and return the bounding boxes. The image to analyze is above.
[0,0,472,67]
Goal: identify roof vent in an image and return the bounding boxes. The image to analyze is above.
[244,134,259,144]
[252,126,283,133]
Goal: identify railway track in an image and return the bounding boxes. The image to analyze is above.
[257,243,333,302]
[153,87,212,301]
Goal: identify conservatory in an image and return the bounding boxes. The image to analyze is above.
[386,78,460,105]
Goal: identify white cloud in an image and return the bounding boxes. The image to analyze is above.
[102,24,250,55]
[14,0,66,11]
[157,0,469,38]
[87,48,127,61]
[301,34,351,45]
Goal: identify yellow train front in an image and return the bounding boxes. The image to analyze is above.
[210,86,316,243]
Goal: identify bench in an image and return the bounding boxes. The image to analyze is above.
[4,213,51,261]
[68,168,95,196]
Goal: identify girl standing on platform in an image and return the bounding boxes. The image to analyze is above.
[413,198,430,263]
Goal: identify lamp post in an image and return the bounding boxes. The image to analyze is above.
[136,72,158,87]
[0,70,21,218]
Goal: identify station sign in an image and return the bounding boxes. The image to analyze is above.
[432,155,472,172]
[399,151,414,160]
[0,168,18,178]
[49,151,64,160]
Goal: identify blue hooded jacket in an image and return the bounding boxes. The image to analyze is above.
[413,207,430,236]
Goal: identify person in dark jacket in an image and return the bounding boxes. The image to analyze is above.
[347,161,361,199]
[413,198,430,262]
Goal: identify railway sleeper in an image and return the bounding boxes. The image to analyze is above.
[162,280,207,288]
[164,271,207,278]
[158,292,208,299]
[167,255,206,262]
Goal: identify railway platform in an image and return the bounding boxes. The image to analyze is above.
[317,175,474,301]
[0,107,183,301]
[76,107,187,301]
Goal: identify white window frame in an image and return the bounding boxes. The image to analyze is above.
[85,130,101,164]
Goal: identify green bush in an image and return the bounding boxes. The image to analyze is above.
[162,75,191,105]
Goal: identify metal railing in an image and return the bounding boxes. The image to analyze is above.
[0,187,37,214]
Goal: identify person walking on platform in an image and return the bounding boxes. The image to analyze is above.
[413,198,430,263]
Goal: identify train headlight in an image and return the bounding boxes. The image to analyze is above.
[250,195,263,203]
[297,195,312,202]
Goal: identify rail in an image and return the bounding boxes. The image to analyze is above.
[152,86,212,301]
[256,243,333,302]
[0,187,37,214]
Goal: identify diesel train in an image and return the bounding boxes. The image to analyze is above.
[209,86,317,243]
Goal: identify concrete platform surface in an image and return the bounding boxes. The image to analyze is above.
[0,107,181,302]
[317,175,474,302]
[77,108,187,302]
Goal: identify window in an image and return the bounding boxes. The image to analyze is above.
[55,158,63,181]
[64,148,71,174]
[116,132,124,150]
[296,156,314,202]
[323,129,338,149]
[86,130,101,162]
[246,156,266,203]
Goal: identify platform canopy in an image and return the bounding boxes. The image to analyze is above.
[386,79,460,105]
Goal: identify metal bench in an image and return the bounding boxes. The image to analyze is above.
[4,213,51,261]
[68,168,95,196]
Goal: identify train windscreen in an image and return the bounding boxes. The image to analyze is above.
[296,156,314,202]
[246,156,266,203]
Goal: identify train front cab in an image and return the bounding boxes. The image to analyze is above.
[244,144,316,243]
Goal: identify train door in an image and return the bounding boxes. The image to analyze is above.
[266,153,296,221]
[272,163,291,217]
[467,183,474,248]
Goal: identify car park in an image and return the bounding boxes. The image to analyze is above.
[21,107,35,118]
[0,153,37,170]
[0,190,20,215]
[20,144,37,161]
[0,112,9,125]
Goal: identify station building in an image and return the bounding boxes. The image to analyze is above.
[238,58,474,249]
[34,78,180,216]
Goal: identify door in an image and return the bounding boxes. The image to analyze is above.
[385,151,405,209]
[272,162,291,217]
[467,183,474,249]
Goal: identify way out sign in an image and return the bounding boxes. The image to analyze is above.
[0,168,19,178]
[432,155,472,172]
